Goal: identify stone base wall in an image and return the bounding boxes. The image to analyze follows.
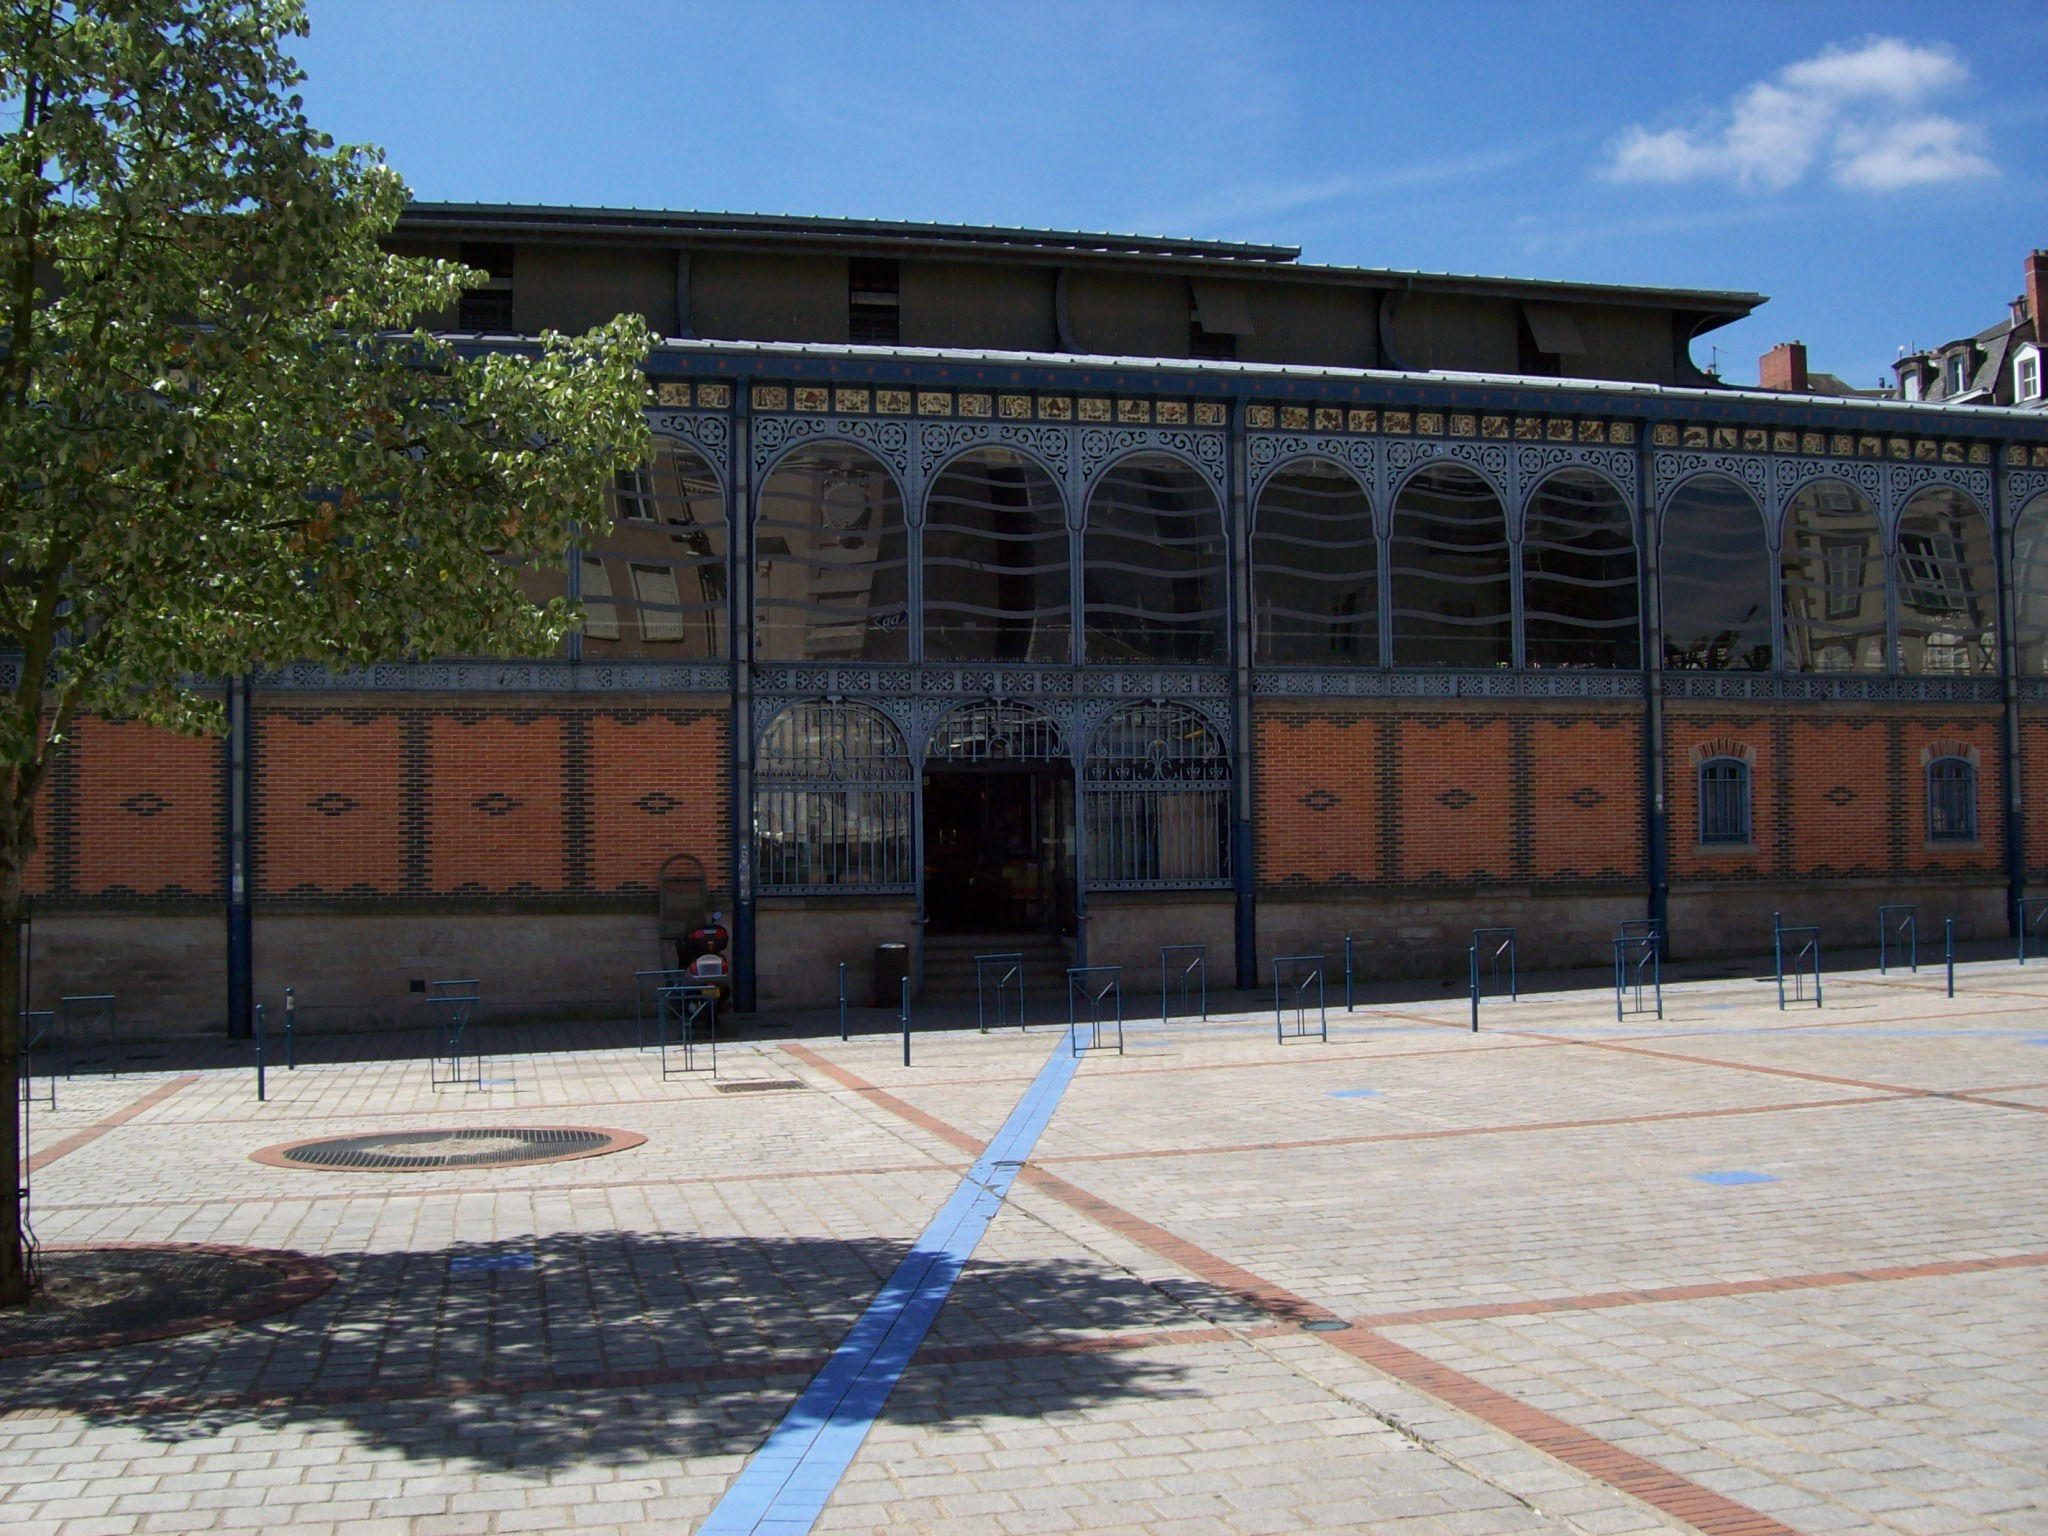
[25,908,677,1037]
[1254,887,1644,984]
[1667,879,2008,960]
[753,898,918,1009]
[1083,894,1238,981]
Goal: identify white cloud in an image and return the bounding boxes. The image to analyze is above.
[1602,37,1996,193]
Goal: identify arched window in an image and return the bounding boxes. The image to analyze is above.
[1522,470,1639,669]
[583,439,728,657]
[1660,475,1771,670]
[1082,455,1227,664]
[1781,481,1884,672]
[2016,495,2048,676]
[1251,459,1377,664]
[1697,757,1751,845]
[755,700,914,890]
[1389,464,1510,667]
[754,445,908,662]
[1926,757,1977,841]
[1084,702,1229,887]
[922,448,1070,663]
[1894,488,1996,675]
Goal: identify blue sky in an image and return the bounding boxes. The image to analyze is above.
[295,0,2046,390]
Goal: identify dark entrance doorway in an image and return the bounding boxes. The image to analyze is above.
[922,766,1073,935]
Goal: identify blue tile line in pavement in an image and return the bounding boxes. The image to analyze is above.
[1692,1170,1779,1185]
[697,1039,1082,1536]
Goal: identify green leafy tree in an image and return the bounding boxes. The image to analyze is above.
[0,0,651,1304]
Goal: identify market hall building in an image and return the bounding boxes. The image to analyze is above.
[26,206,2048,1027]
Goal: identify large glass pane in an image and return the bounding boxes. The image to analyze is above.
[1895,488,1996,675]
[755,445,909,661]
[1781,481,1885,672]
[1082,454,1227,664]
[1252,459,1377,664]
[582,440,728,658]
[1522,470,1639,668]
[2015,495,2048,676]
[1389,464,1510,667]
[922,448,1070,662]
[1660,475,1771,671]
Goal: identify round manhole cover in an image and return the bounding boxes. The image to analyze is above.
[253,1125,644,1172]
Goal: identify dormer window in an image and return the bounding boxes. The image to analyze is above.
[1944,352,1969,396]
[2017,346,2042,403]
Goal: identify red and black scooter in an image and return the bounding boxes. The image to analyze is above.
[676,913,732,1000]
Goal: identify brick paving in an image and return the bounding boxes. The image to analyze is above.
[3,958,2046,1534]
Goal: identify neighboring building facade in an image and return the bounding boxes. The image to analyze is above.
[20,207,2048,1029]
[1895,250,2046,410]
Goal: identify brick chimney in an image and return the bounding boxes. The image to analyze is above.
[1761,340,1808,393]
[2025,250,2048,340]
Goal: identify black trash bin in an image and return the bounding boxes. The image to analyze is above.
[872,942,910,1008]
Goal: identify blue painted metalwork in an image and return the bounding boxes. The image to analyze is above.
[427,979,482,1088]
[1614,935,1662,1022]
[18,1011,54,1110]
[283,987,297,1070]
[976,953,1025,1033]
[1773,915,1822,1010]
[1272,954,1328,1044]
[253,1003,267,1103]
[838,961,848,1041]
[1066,966,1124,1055]
[658,985,718,1078]
[695,1037,1080,1536]
[900,976,910,1066]
[1471,928,1518,1005]
[1946,917,1956,998]
[57,994,116,1075]
[1160,944,1207,1023]
[634,969,691,1049]
[1878,905,1918,974]
[2018,896,2048,963]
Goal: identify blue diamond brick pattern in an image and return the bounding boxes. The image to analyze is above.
[1299,788,1340,813]
[1436,788,1475,809]
[472,792,522,817]
[120,792,170,817]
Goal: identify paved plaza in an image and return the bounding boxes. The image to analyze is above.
[4,950,2046,1536]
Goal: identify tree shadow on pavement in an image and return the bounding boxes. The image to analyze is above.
[0,1228,1208,1474]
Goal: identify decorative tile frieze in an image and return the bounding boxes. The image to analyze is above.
[1251,670,1643,699]
[1661,674,2000,703]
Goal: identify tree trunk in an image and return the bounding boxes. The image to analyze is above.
[0,879,28,1306]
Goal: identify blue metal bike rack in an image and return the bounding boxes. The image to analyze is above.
[1159,943,1207,1023]
[1067,966,1124,1055]
[2019,896,2048,964]
[427,978,483,1088]
[658,983,719,1078]
[1272,955,1328,1044]
[976,952,1026,1032]
[635,968,692,1049]
[1878,904,1917,974]
[1773,914,1822,1010]
[1613,935,1662,1022]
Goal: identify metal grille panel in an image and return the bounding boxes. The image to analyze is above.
[1085,701,1229,888]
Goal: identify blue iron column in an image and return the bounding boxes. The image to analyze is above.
[1992,451,2023,937]
[731,386,757,1012]
[1637,421,1669,948]
[1228,396,1257,988]
[223,673,253,1039]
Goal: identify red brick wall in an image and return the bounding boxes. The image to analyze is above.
[1254,703,1643,891]
[256,711,405,895]
[67,717,222,899]
[1668,709,2005,884]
